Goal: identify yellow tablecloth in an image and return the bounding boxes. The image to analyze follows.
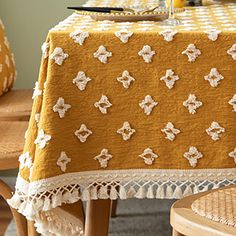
[0,19,16,95]
[8,1,236,235]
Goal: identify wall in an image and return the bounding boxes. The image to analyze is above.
[0,0,86,89]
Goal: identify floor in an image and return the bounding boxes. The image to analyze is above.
[3,198,175,236]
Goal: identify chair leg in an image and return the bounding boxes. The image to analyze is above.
[85,199,111,236]
[110,200,118,218]
[27,220,40,236]
[172,228,184,236]
[0,179,27,236]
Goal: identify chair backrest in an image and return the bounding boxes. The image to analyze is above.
[0,18,16,96]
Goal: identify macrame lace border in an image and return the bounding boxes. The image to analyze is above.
[8,168,236,236]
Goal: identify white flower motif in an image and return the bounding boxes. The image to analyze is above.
[18,152,32,170]
[57,151,71,172]
[206,121,225,141]
[115,30,133,43]
[32,82,42,99]
[94,149,112,168]
[138,45,155,63]
[183,146,203,167]
[53,97,71,118]
[72,71,91,91]
[0,19,4,29]
[94,95,112,114]
[229,148,236,164]
[5,55,10,68]
[139,148,158,165]
[75,124,92,143]
[227,44,236,60]
[161,122,180,141]
[183,94,203,114]
[117,70,135,89]
[204,68,224,87]
[93,45,112,64]
[34,129,52,149]
[69,30,89,45]
[182,44,201,62]
[49,47,68,65]
[4,36,10,48]
[229,94,236,112]
[160,69,180,89]
[159,29,178,42]
[35,113,41,123]
[204,29,221,41]
[41,42,50,59]
[117,121,136,141]
[139,95,158,115]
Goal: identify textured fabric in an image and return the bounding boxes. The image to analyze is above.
[0,19,16,96]
[8,1,236,235]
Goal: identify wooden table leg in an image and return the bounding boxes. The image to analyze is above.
[85,199,111,236]
[110,200,118,218]
[27,220,40,236]
[172,228,184,236]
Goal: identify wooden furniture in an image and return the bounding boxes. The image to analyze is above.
[170,186,236,236]
[0,90,32,121]
[0,121,28,236]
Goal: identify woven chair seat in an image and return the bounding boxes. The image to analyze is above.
[0,89,32,121]
[0,121,28,170]
[192,186,236,228]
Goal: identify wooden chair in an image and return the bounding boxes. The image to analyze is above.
[0,90,32,121]
[0,121,29,236]
[171,186,236,236]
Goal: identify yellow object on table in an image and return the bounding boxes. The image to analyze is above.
[0,19,16,96]
[166,0,186,8]
[8,0,236,235]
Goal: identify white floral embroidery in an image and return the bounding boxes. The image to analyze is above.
[227,44,236,60]
[182,44,201,62]
[117,70,135,89]
[159,29,178,42]
[139,95,158,116]
[94,95,112,114]
[34,129,51,149]
[32,82,42,99]
[139,148,158,165]
[41,42,50,59]
[53,97,71,118]
[204,68,224,87]
[206,121,225,141]
[0,19,4,29]
[229,94,236,112]
[35,113,40,123]
[204,29,221,41]
[69,30,89,45]
[138,45,155,63]
[183,146,203,167]
[4,36,10,48]
[160,69,180,89]
[183,94,203,114]
[117,121,136,141]
[115,30,133,43]
[49,47,68,65]
[57,151,71,172]
[5,55,10,68]
[93,45,112,64]
[72,71,91,91]
[229,148,236,164]
[75,124,92,143]
[161,122,180,141]
[18,152,32,170]
[94,149,112,168]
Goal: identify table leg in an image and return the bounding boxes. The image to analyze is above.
[27,220,40,236]
[110,200,118,218]
[172,228,184,236]
[85,199,111,236]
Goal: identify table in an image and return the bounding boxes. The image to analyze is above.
[8,0,236,235]
[0,19,16,96]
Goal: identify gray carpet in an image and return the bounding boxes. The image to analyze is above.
[5,199,174,236]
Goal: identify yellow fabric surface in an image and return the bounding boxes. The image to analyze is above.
[0,19,16,95]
